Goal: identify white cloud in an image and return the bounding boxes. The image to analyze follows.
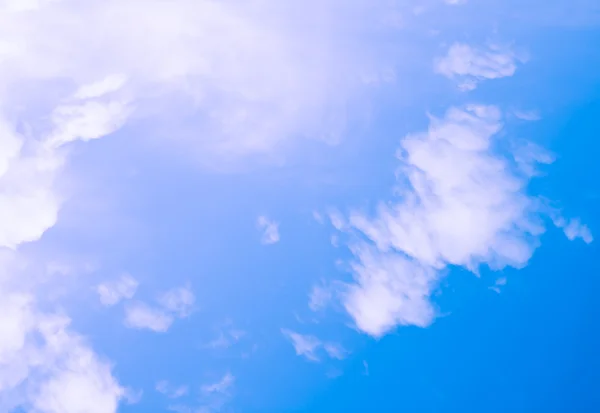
[323,343,348,360]
[281,329,322,362]
[338,104,585,337]
[156,381,189,399]
[0,0,395,168]
[308,284,333,312]
[554,217,593,244]
[435,43,517,90]
[0,72,131,251]
[204,328,246,350]
[158,285,195,318]
[201,373,234,395]
[257,216,280,245]
[123,285,195,332]
[124,302,173,333]
[0,70,127,412]
[513,110,541,121]
[96,274,139,306]
[489,277,507,294]
[281,329,346,362]
[73,74,128,100]
[0,278,124,413]
[171,373,234,413]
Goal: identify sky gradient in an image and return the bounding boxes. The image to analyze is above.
[0,1,599,412]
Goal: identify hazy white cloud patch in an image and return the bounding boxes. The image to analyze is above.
[156,381,189,399]
[281,329,347,362]
[124,302,174,332]
[204,328,246,350]
[489,277,507,294]
[281,329,322,362]
[96,274,139,306]
[308,283,333,312]
[257,216,280,245]
[323,343,348,360]
[124,285,195,332]
[335,104,589,337]
[0,265,124,413]
[201,373,234,395]
[167,373,234,413]
[158,285,195,318]
[0,0,398,169]
[513,110,541,121]
[435,43,518,90]
[554,217,594,244]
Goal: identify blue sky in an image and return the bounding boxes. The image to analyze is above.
[0,1,599,412]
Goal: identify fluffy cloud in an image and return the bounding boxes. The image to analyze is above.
[0,271,124,413]
[435,44,518,90]
[96,274,139,306]
[0,41,128,413]
[257,216,280,245]
[124,302,174,333]
[338,104,590,337]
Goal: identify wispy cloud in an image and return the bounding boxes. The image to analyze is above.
[124,285,195,332]
[124,302,174,332]
[513,110,541,121]
[554,217,594,244]
[435,44,518,90]
[156,381,189,399]
[489,277,508,294]
[257,216,280,245]
[323,343,348,360]
[96,274,139,306]
[281,329,322,361]
[201,373,235,395]
[158,286,196,318]
[281,329,347,362]
[308,284,333,312]
[204,328,246,350]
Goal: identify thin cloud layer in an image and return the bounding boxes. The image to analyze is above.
[340,105,590,337]
[0,0,395,166]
